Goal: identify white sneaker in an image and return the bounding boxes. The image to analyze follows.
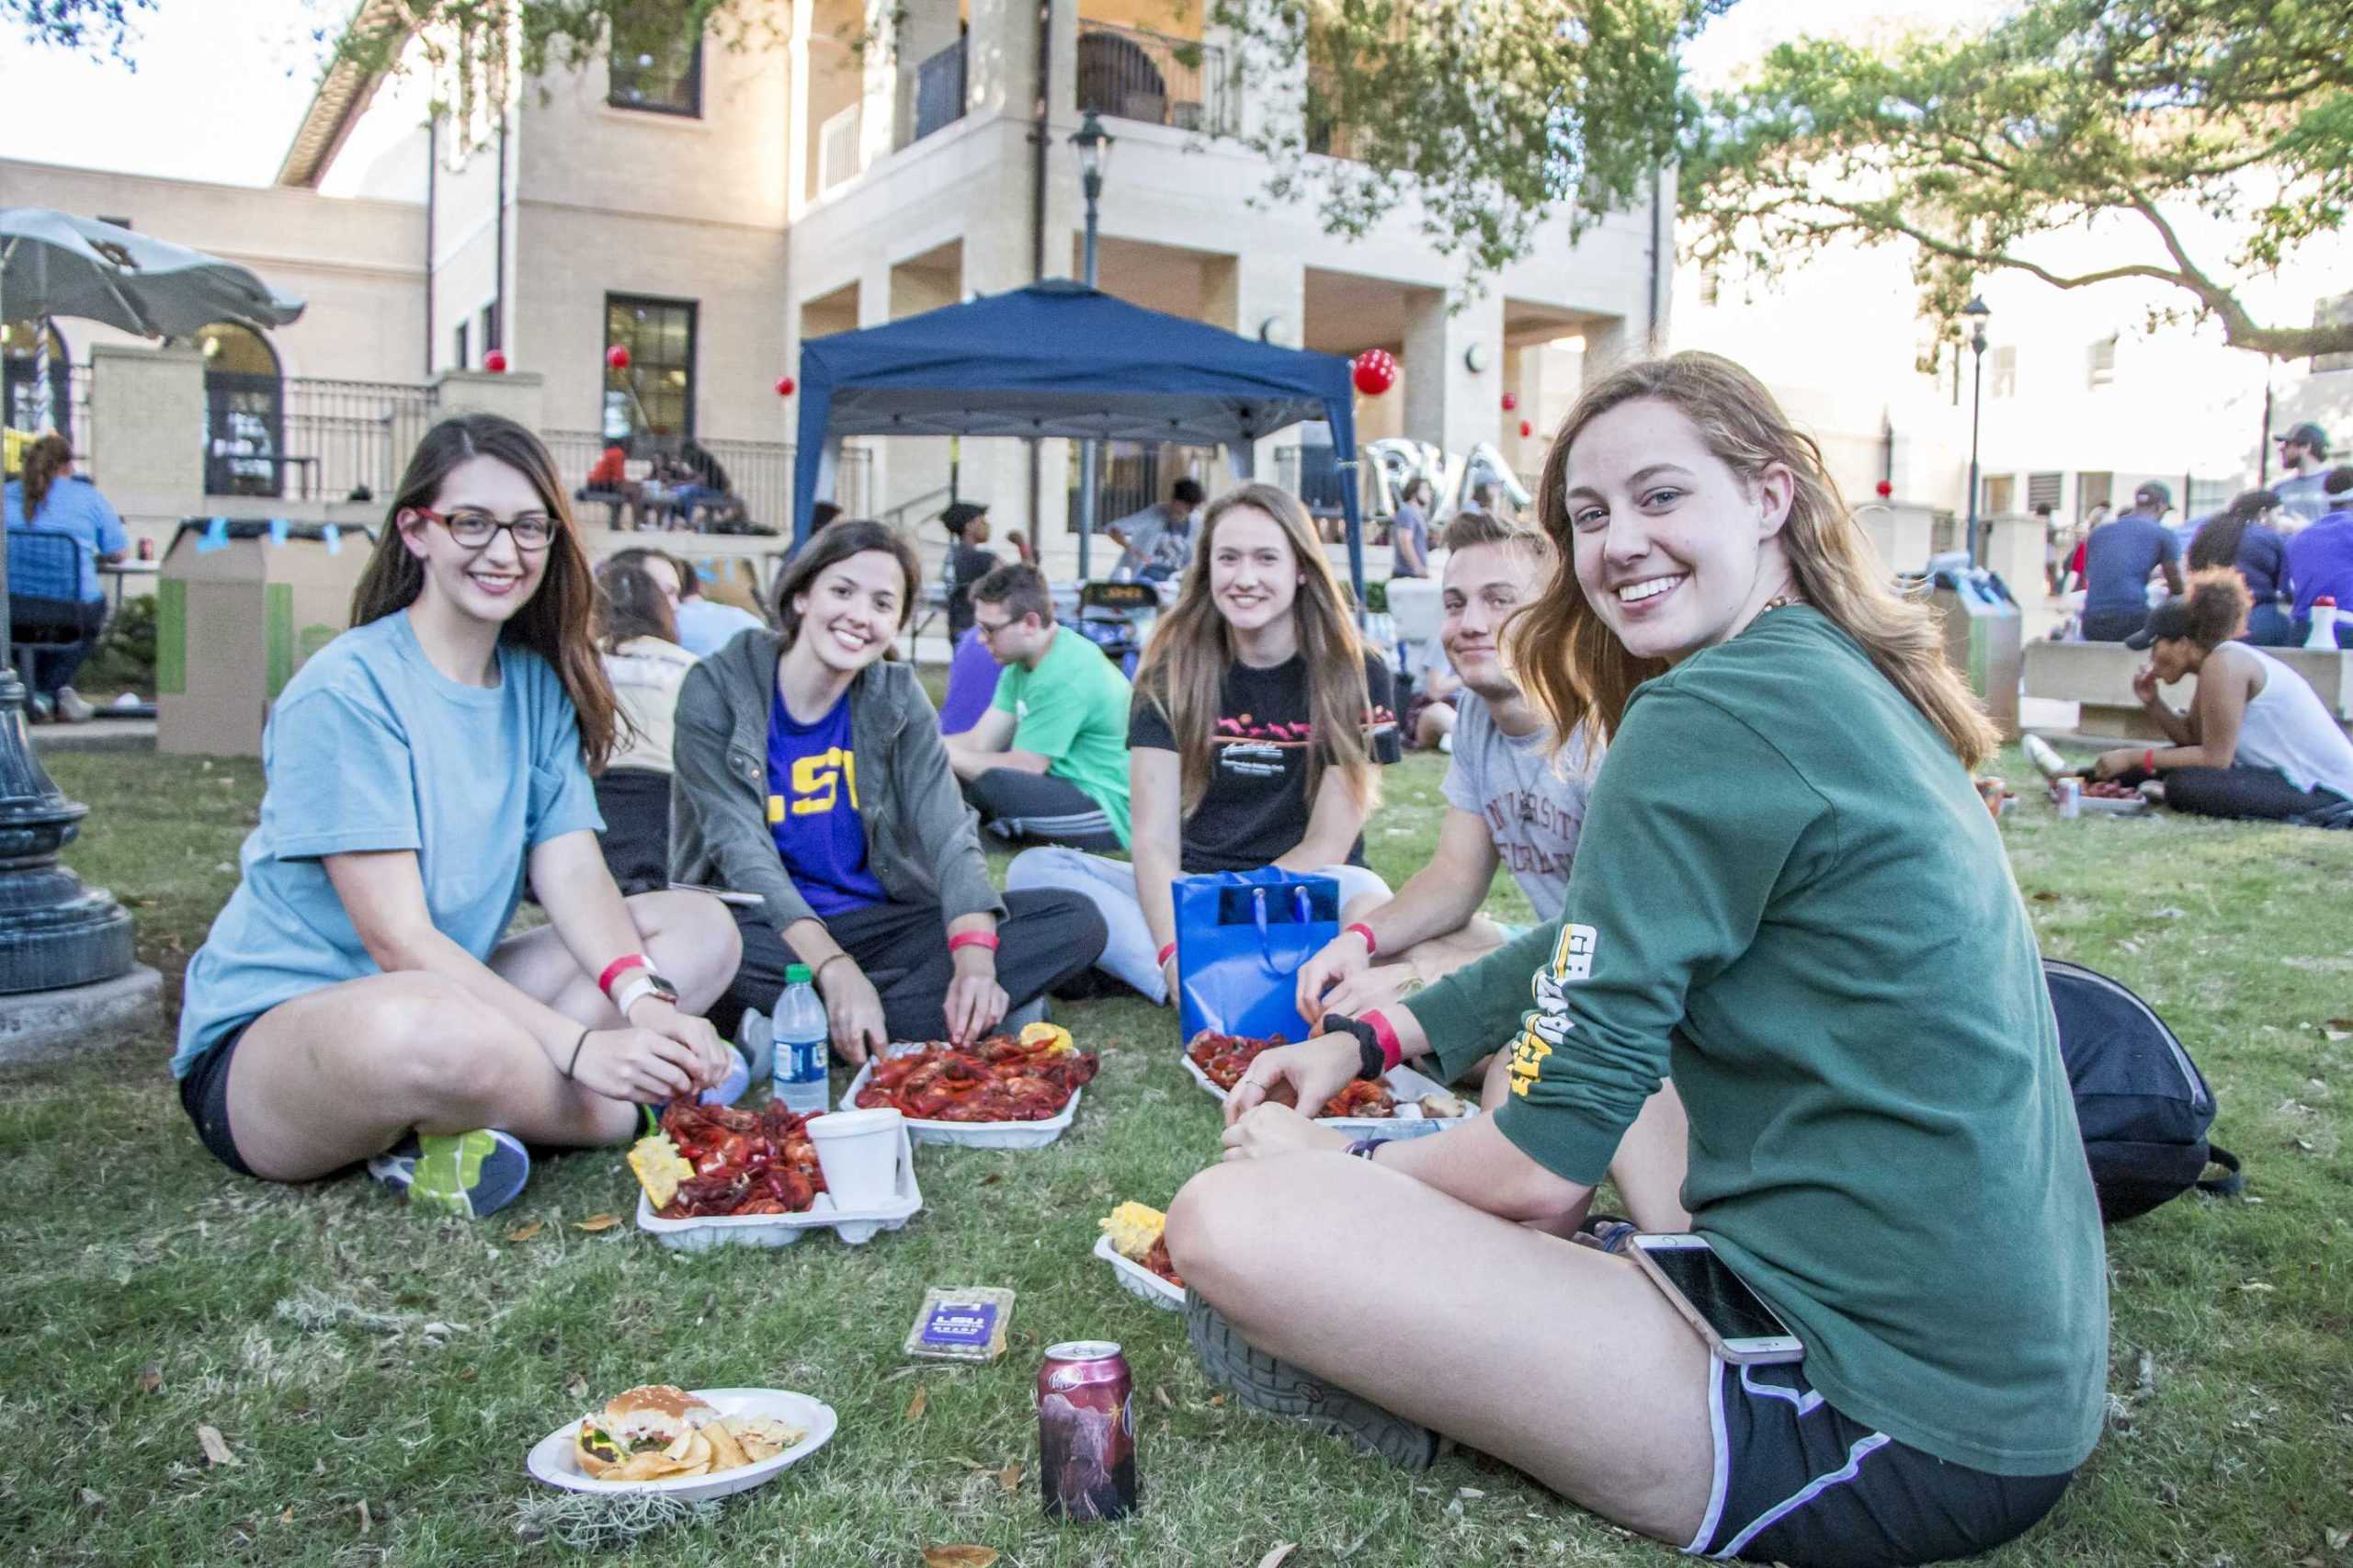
[54,687,95,723]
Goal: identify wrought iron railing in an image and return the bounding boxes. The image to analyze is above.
[548,430,843,538]
[281,378,439,502]
[913,37,966,142]
[1075,20,1230,132]
[1069,442,1217,535]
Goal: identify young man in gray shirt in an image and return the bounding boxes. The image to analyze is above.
[1293,510,1593,1021]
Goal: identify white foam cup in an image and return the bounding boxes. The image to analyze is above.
[806,1107,903,1209]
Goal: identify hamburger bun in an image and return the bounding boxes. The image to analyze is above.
[573,1385,716,1479]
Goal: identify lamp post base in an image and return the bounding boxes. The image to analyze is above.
[0,667,140,995]
[0,964,164,1067]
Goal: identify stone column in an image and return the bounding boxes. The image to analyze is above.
[1402,286,1504,467]
[88,344,204,525]
[1206,251,1308,481]
[786,0,815,221]
[431,369,547,431]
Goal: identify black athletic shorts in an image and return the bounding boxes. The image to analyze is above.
[1685,1357,2076,1567]
[177,1021,257,1177]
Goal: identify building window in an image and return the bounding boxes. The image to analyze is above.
[2027,472,2063,511]
[199,322,285,497]
[2086,335,2118,388]
[605,293,697,438]
[480,301,500,355]
[1988,345,2017,399]
[453,319,470,370]
[2316,290,2353,375]
[609,26,703,117]
[1982,474,2016,515]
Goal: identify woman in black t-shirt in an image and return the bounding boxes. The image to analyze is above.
[1006,483,1400,1002]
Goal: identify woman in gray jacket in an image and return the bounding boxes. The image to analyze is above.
[671,520,1106,1059]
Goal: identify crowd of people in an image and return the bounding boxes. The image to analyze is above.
[149,352,2353,1567]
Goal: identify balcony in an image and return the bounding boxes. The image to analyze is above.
[913,36,966,142]
[1075,19,1229,133]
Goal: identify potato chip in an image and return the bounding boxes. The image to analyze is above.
[722,1414,804,1461]
[703,1418,750,1473]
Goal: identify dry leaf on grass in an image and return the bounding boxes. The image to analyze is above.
[2326,1527,2351,1551]
[572,1214,622,1233]
[1257,1546,1298,1568]
[197,1424,238,1467]
[905,1385,929,1422]
[506,1221,543,1243]
[1209,1393,1226,1406]
[357,1499,371,1535]
[997,1462,1022,1494]
[137,1363,161,1394]
[921,1548,999,1568]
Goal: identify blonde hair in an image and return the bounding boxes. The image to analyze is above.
[1509,352,2000,768]
[1136,483,1380,812]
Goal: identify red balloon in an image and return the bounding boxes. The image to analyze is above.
[1518,419,1533,438]
[1501,392,1518,411]
[606,345,631,370]
[1351,349,1396,397]
[776,376,797,397]
[1875,479,1894,498]
[483,349,508,374]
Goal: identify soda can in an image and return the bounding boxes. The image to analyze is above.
[1037,1340,1137,1521]
[2055,777,2081,819]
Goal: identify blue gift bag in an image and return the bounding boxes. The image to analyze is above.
[1174,868,1341,1044]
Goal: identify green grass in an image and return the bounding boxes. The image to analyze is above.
[2,747,2348,1566]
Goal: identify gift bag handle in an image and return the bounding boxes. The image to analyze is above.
[1249,885,1317,978]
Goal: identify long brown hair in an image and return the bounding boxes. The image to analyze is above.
[1509,353,2000,767]
[594,559,678,652]
[1136,483,1379,812]
[17,433,73,517]
[350,414,621,772]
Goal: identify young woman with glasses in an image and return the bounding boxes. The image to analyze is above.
[172,415,743,1219]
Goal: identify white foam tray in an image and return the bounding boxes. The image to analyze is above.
[2076,793,2149,814]
[634,1123,921,1250]
[1094,1232,1184,1312]
[1179,1052,1476,1139]
[841,1044,1081,1149]
[526,1387,837,1501]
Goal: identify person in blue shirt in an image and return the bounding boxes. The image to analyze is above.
[2286,467,2353,648]
[2079,482,2185,642]
[173,414,743,1219]
[4,433,127,722]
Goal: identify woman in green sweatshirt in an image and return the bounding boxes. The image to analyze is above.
[1165,353,2108,1568]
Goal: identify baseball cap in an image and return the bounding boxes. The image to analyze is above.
[2131,480,2173,510]
[2123,599,2194,649]
[2273,421,2328,456]
[939,501,989,535]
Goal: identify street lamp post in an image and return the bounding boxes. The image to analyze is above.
[1071,111,1113,581]
[1962,296,1990,568]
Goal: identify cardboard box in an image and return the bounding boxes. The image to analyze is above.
[155,517,376,757]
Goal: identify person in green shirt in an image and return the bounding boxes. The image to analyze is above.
[1165,352,2108,1568]
[942,562,1134,850]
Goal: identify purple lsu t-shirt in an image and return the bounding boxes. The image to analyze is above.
[765,684,887,916]
[2287,513,2353,622]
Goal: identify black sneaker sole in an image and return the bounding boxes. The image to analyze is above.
[1184,1289,1438,1471]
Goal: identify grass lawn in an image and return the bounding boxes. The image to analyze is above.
[4,744,2349,1566]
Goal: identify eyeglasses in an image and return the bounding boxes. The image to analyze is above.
[972,615,1018,642]
[413,506,557,551]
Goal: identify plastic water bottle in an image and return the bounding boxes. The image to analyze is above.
[2307,597,2339,651]
[772,964,831,1117]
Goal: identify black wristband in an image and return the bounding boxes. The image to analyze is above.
[563,1027,591,1081]
[1320,1013,1386,1082]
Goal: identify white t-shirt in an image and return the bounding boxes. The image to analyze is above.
[1438,690,1595,922]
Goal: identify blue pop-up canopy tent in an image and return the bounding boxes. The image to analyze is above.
[791,279,1366,602]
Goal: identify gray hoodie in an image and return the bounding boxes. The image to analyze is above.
[668,629,1003,932]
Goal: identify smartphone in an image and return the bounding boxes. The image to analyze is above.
[1627,1233,1804,1365]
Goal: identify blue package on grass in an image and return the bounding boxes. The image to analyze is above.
[1174,868,1340,1044]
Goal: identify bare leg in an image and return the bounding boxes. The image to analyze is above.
[1414,701,1457,751]
[1479,1052,1692,1232]
[1166,1153,1716,1546]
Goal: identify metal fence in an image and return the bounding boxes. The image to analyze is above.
[914,37,966,142]
[281,377,439,501]
[1075,20,1230,132]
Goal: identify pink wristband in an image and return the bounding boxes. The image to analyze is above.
[948,930,1000,955]
[1360,1008,1404,1074]
[597,952,649,997]
[1156,941,1177,969]
[1344,922,1378,957]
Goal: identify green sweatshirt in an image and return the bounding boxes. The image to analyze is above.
[1407,607,2108,1477]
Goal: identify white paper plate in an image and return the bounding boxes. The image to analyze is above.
[526,1387,837,1501]
[841,1045,1082,1149]
[635,1124,922,1251]
[2076,793,2150,814]
[1093,1232,1185,1312]
[1179,1052,1476,1140]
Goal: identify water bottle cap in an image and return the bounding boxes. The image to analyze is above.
[786,963,813,983]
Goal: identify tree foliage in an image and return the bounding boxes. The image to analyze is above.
[1207,0,1728,280]
[6,0,157,59]
[1680,0,2353,361]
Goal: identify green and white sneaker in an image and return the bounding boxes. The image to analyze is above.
[367,1130,531,1219]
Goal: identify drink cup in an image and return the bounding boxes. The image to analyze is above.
[806,1108,904,1209]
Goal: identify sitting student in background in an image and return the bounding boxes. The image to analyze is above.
[2088,570,2353,823]
[1402,641,1461,752]
[944,563,1133,852]
[1109,478,1206,583]
[671,556,767,657]
[670,520,1108,1055]
[5,432,127,722]
[1293,509,1592,1021]
[2080,483,2185,642]
[2286,468,2353,648]
[593,558,700,894]
[2186,489,2294,645]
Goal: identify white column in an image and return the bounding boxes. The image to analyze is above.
[1403,286,1504,464]
[89,344,205,523]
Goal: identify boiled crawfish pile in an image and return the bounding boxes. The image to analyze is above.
[657,1100,826,1218]
[1187,1031,1397,1119]
[854,1034,1098,1121]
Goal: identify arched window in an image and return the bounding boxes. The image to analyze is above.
[3,317,73,448]
[198,322,286,496]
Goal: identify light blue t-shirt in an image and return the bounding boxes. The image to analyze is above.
[5,475,129,601]
[674,597,766,658]
[172,610,604,1076]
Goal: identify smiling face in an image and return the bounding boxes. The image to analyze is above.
[790,548,906,674]
[397,453,553,625]
[1562,397,1793,665]
[1440,542,1539,701]
[1207,505,1300,636]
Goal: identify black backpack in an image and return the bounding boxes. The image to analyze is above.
[2045,959,2244,1222]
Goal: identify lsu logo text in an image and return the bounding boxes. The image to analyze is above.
[1507,923,1598,1096]
[767,746,859,822]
